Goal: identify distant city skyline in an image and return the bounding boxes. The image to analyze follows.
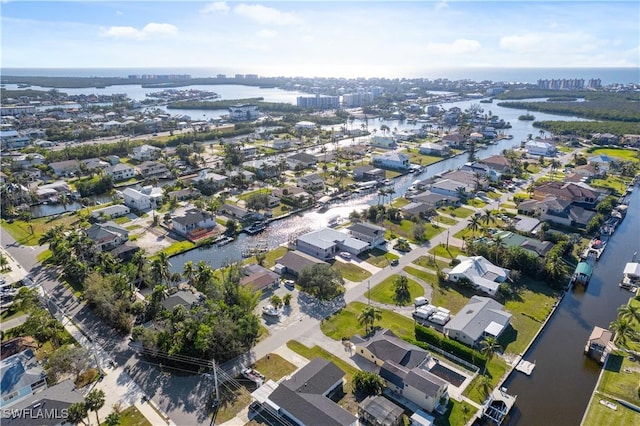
[2,1,638,78]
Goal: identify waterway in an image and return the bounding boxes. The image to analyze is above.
[503,188,640,426]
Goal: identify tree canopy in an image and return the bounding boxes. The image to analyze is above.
[297,263,345,301]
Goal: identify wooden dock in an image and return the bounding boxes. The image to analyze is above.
[515,359,536,375]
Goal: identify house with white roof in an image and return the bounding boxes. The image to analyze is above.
[444,296,512,348]
[446,255,509,296]
[172,208,216,238]
[429,179,472,198]
[122,186,163,211]
[372,152,410,171]
[131,144,161,161]
[587,154,614,172]
[370,135,397,149]
[525,140,557,157]
[105,163,136,181]
[91,204,130,220]
[296,228,369,260]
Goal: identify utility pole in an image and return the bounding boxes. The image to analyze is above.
[367,280,371,305]
[208,358,220,426]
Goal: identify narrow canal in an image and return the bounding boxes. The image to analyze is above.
[503,188,640,425]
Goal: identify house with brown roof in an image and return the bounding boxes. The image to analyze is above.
[274,250,325,276]
[241,264,280,293]
[532,181,600,207]
[481,155,511,173]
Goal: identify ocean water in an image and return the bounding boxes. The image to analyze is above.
[1,67,637,86]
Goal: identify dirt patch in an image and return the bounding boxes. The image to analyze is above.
[131,226,177,255]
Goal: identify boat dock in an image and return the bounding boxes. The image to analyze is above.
[515,358,536,375]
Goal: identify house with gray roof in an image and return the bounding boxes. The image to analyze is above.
[105,163,136,181]
[91,204,131,221]
[372,152,410,171]
[347,222,386,248]
[287,152,317,169]
[296,228,369,260]
[274,250,325,277]
[171,208,216,238]
[444,296,512,348]
[358,395,404,426]
[266,358,356,426]
[0,349,47,409]
[85,221,129,252]
[49,159,80,177]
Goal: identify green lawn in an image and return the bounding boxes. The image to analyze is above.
[582,396,640,426]
[1,215,80,246]
[156,240,195,258]
[434,400,478,426]
[413,255,450,272]
[0,308,26,322]
[215,384,252,424]
[595,352,640,406]
[101,406,152,426]
[331,261,372,282]
[438,206,475,218]
[429,244,464,260]
[436,215,458,226]
[251,353,298,382]
[466,198,487,208]
[589,147,640,162]
[403,266,472,315]
[237,187,272,201]
[500,278,559,354]
[590,176,632,195]
[320,301,416,341]
[243,246,288,269]
[391,197,410,208]
[423,222,446,241]
[368,275,424,306]
[384,219,417,242]
[113,216,131,224]
[462,358,509,403]
[359,248,399,268]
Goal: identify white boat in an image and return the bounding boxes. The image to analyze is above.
[262,305,279,317]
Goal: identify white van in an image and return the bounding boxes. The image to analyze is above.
[414,296,428,307]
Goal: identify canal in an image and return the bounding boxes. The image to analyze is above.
[503,188,640,426]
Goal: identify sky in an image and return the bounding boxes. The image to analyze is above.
[1,1,639,78]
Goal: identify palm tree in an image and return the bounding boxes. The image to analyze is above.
[617,304,640,323]
[393,275,411,305]
[550,159,561,179]
[469,215,481,237]
[67,402,88,426]
[481,209,496,231]
[183,261,196,287]
[151,251,171,285]
[479,335,502,374]
[358,305,382,335]
[85,389,106,426]
[610,318,634,347]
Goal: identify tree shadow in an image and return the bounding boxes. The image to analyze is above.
[604,353,623,373]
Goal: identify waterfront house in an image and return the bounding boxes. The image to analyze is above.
[491,230,553,257]
[105,163,136,181]
[167,188,201,201]
[370,135,398,149]
[287,152,317,169]
[584,326,613,364]
[444,296,512,348]
[587,154,613,172]
[265,358,357,426]
[446,256,509,296]
[573,164,603,179]
[136,161,170,178]
[274,250,326,277]
[532,181,600,206]
[347,222,386,248]
[220,203,252,222]
[410,191,460,208]
[81,157,110,171]
[0,349,48,409]
[352,165,386,181]
[480,155,511,173]
[441,133,466,147]
[419,142,451,157]
[240,264,280,293]
[460,162,502,182]
[131,144,161,161]
[517,197,597,228]
[525,140,557,157]
[122,186,163,211]
[296,228,369,260]
[297,173,325,192]
[372,152,410,171]
[85,221,129,252]
[429,179,471,198]
[91,204,131,221]
[193,169,228,190]
[171,208,216,238]
[161,290,202,311]
[34,181,70,201]
[49,159,81,177]
[442,170,489,190]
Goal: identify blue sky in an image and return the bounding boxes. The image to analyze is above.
[2,1,638,77]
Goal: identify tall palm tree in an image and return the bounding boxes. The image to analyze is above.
[481,209,496,232]
[479,335,502,374]
[183,261,196,287]
[85,389,105,426]
[610,318,634,347]
[550,159,561,179]
[358,305,382,335]
[151,251,171,285]
[469,215,481,237]
[618,304,640,323]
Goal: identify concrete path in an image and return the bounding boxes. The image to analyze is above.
[0,313,29,331]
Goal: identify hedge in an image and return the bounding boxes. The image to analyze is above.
[413,324,487,368]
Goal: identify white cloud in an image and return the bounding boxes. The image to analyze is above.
[424,39,481,55]
[100,22,177,40]
[500,32,597,54]
[435,1,449,11]
[201,2,230,15]
[257,29,277,38]
[234,3,300,26]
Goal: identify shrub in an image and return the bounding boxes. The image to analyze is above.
[413,324,487,368]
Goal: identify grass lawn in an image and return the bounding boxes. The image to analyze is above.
[486,191,502,200]
[466,198,487,208]
[403,266,473,315]
[37,249,52,263]
[384,219,417,242]
[403,151,444,167]
[500,278,559,355]
[320,301,416,341]
[582,396,640,426]
[591,175,632,195]
[462,357,509,404]
[113,216,131,224]
[429,244,464,260]
[391,197,410,208]
[102,406,152,426]
[0,308,25,322]
[413,255,450,272]
[434,399,478,426]
[596,351,640,405]
[435,215,458,226]
[453,227,482,240]
[1,214,80,246]
[243,246,288,269]
[525,164,542,174]
[238,188,272,201]
[215,384,252,424]
[424,223,446,241]
[331,261,372,282]
[359,248,399,268]
[438,206,475,219]
[368,275,424,306]
[155,240,195,258]
[251,353,297,382]
[589,147,640,162]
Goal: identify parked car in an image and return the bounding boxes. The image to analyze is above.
[340,252,352,259]
[390,259,399,266]
[283,280,295,290]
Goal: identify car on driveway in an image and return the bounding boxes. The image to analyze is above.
[340,252,352,259]
[283,280,295,290]
[390,259,399,266]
